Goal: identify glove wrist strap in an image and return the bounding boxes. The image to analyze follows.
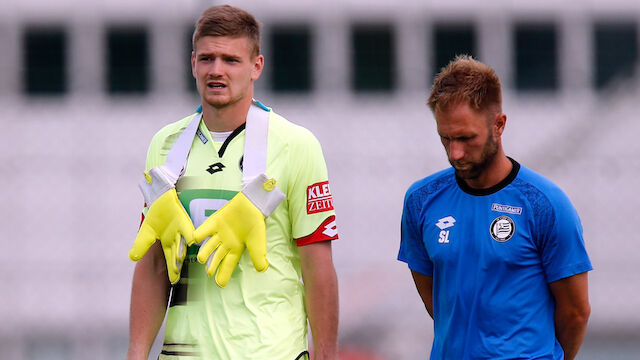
[242,174,286,217]
[139,165,178,205]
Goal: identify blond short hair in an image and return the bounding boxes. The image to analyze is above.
[428,55,502,114]
[192,5,261,57]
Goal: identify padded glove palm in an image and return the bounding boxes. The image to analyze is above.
[194,174,285,287]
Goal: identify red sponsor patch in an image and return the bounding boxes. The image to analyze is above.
[307,181,334,214]
[296,215,338,246]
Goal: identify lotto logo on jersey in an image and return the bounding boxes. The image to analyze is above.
[307,181,334,214]
[295,215,339,246]
[435,216,456,244]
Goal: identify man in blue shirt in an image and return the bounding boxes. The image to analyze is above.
[398,55,592,359]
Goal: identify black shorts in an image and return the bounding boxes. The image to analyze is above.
[158,348,310,360]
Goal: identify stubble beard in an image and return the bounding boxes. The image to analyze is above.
[202,85,252,110]
[204,91,234,109]
[452,134,499,180]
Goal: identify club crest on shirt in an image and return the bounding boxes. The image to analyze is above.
[490,215,515,242]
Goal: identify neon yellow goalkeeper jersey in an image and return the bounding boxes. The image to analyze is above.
[143,107,338,360]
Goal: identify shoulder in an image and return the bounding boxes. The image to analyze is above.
[513,165,573,205]
[406,168,456,199]
[144,112,199,169]
[404,168,456,208]
[148,113,199,151]
[268,109,322,148]
[512,164,579,222]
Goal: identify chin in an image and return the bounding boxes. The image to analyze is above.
[204,97,231,109]
[454,168,481,180]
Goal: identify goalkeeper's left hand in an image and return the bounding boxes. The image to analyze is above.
[194,174,285,287]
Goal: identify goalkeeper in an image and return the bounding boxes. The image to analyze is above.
[126,5,339,360]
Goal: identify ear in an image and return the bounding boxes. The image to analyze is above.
[191,51,196,78]
[493,113,507,136]
[251,55,264,81]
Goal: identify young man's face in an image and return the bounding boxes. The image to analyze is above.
[191,36,263,109]
[435,102,500,181]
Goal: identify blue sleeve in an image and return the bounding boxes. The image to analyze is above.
[398,187,433,276]
[538,189,593,283]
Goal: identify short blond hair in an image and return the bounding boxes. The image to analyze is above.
[428,55,502,114]
[192,5,261,57]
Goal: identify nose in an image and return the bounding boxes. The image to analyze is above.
[448,141,465,162]
[209,59,224,76]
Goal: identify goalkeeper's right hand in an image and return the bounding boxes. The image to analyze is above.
[129,166,195,284]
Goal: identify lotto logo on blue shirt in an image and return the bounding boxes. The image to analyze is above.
[435,216,456,244]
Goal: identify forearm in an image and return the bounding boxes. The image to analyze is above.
[411,271,434,319]
[306,268,338,359]
[549,273,591,360]
[127,242,171,360]
[300,242,339,360]
[555,308,590,360]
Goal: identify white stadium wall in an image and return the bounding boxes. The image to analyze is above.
[1,0,639,359]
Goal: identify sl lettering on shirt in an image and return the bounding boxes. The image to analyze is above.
[306,181,334,214]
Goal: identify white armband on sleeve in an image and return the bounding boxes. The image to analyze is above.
[242,173,286,217]
[138,165,179,206]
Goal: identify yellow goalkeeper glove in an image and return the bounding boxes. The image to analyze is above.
[129,166,195,284]
[194,174,285,287]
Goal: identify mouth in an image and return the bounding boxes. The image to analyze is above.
[452,162,471,171]
[207,81,227,90]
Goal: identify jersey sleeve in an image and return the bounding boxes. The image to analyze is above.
[145,133,163,172]
[140,130,166,217]
[287,128,338,246]
[398,186,433,276]
[537,188,593,283]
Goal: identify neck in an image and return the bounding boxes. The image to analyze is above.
[201,96,253,132]
[464,151,512,189]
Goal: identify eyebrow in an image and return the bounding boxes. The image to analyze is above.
[196,51,240,59]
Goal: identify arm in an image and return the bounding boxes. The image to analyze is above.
[127,241,171,360]
[411,270,434,319]
[299,241,339,360]
[548,272,591,360]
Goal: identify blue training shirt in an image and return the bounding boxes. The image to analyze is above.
[398,159,592,360]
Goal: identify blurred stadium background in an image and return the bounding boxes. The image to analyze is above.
[1,0,639,359]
